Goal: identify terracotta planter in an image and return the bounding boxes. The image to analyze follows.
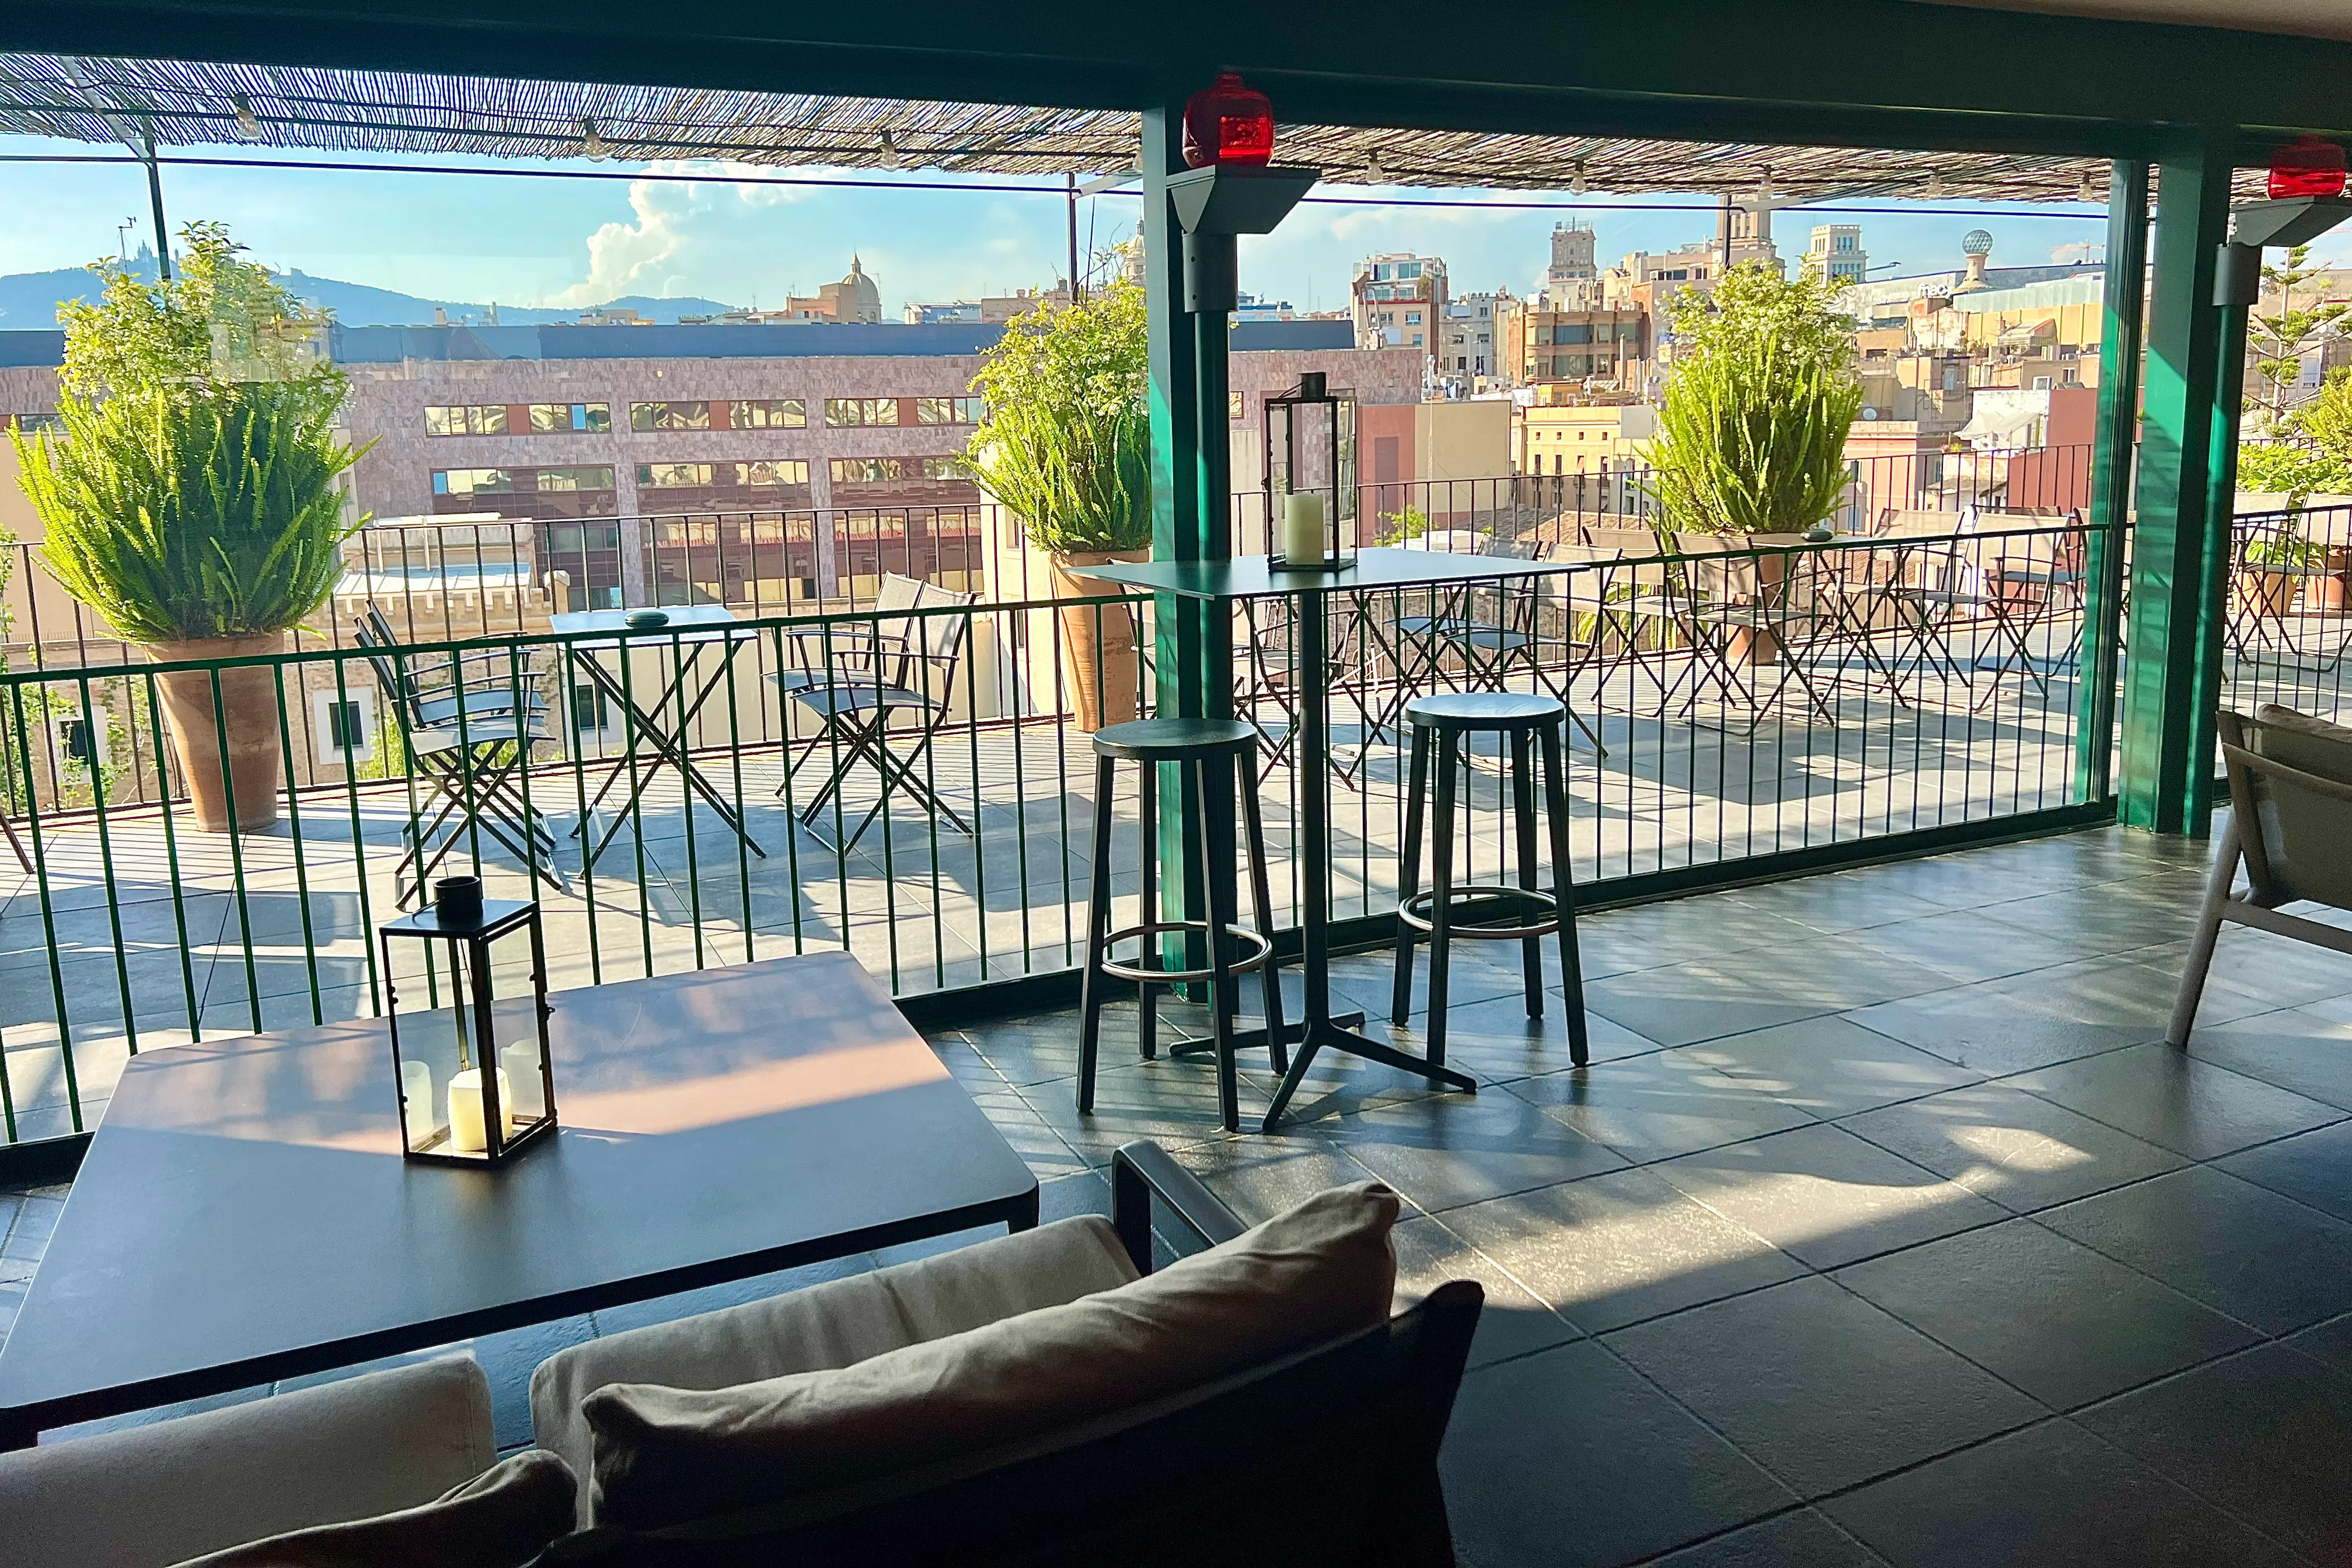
[1047,550,1147,732]
[2236,569,2297,620]
[147,632,289,833]
[2314,549,2351,612]
[1723,535,1803,667]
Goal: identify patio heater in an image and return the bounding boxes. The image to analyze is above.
[2215,136,2352,305]
[378,879,557,1165]
[1262,372,1358,568]
[1165,73,1316,317]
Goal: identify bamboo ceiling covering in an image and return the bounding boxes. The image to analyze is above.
[0,54,2257,202]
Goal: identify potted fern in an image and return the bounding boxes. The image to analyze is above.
[13,223,367,832]
[1646,263,1862,664]
[967,281,1151,731]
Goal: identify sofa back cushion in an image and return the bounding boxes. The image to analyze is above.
[532,1213,1140,1524]
[585,1181,1400,1530]
[170,1450,574,1568]
[0,1357,496,1568]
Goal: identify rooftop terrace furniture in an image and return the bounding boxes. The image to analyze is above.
[2171,705,2352,1045]
[536,1141,1482,1567]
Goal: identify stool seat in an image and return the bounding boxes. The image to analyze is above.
[1092,717,1258,759]
[1404,692,1566,732]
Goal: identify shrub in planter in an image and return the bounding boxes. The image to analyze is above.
[13,223,368,832]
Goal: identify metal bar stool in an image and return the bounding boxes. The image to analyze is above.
[1077,717,1288,1132]
[1391,692,1589,1071]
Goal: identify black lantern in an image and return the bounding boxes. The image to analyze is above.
[1263,372,1357,570]
[378,891,556,1165]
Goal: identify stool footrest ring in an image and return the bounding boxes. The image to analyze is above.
[1099,919,1276,984]
[1397,883,1562,939]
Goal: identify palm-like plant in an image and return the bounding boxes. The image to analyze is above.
[18,381,363,641]
[965,280,1151,554]
[1646,263,1864,537]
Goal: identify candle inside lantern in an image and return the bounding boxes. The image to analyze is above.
[1284,492,1327,565]
[446,1066,514,1154]
[500,1040,541,1120]
[400,1059,434,1143]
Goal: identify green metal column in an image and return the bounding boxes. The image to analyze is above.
[2189,262,2252,833]
[2074,160,2148,805]
[2119,129,2235,834]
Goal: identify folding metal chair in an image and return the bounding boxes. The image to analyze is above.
[772,577,979,851]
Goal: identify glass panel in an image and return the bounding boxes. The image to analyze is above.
[631,401,712,431]
[731,398,807,429]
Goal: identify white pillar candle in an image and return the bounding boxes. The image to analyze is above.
[499,1041,542,1120]
[1284,492,1327,565]
[446,1067,514,1154]
[400,1059,434,1144]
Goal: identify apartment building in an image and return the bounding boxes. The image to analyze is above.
[1352,253,1449,383]
[1509,307,1648,393]
[1543,223,1599,308]
[1439,290,1512,393]
[1803,224,1869,284]
[1515,403,1656,476]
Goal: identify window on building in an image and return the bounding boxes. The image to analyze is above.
[637,462,716,488]
[431,468,517,495]
[826,398,899,427]
[915,396,984,425]
[10,413,60,434]
[533,466,615,493]
[1404,312,1422,326]
[529,402,612,432]
[1558,324,1593,345]
[730,398,808,429]
[425,405,508,436]
[631,401,711,432]
[1229,391,1245,421]
[829,456,962,484]
[1411,335,1422,347]
[738,459,810,487]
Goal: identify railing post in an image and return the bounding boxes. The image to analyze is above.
[1143,99,1233,986]
[2076,160,2148,805]
[2120,128,2238,836]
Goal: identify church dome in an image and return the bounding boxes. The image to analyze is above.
[842,255,881,313]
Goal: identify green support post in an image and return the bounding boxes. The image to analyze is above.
[2189,267,2251,834]
[2119,128,2235,836]
[2074,160,2148,805]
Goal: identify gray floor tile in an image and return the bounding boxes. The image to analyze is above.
[2004,1041,2346,1161]
[1018,1059,1238,1165]
[1606,1275,2044,1498]
[1582,963,1840,1049]
[1651,1124,2007,1269]
[1836,1082,2190,1213]
[1506,1053,1821,1164]
[1833,1219,2261,1410]
[1645,1509,1889,1567]
[1439,1167,1806,1334]
[1844,905,2116,983]
[2075,1344,2352,1566]
[1974,882,2199,952]
[2039,1164,2352,1335]
[1333,1090,1627,1213]
[1668,1015,1985,1119]
[2187,1004,2352,1110]
[1166,1129,1388,1226]
[2215,1119,2352,1224]
[1380,989,1664,1081]
[2286,1311,2352,1376]
[1707,873,1952,935]
[1391,1212,1581,1371]
[1842,989,2147,1077]
[1821,1417,2304,1568]
[1442,1340,1798,1568]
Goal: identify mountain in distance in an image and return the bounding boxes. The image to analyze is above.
[0,251,738,331]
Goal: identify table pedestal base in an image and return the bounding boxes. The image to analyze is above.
[1261,1017,1478,1133]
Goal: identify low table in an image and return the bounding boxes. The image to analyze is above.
[0,952,1038,1447]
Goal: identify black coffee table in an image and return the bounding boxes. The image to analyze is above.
[0,952,1038,1447]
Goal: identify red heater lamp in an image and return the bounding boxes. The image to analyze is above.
[1182,72,1275,169]
[2269,135,2347,200]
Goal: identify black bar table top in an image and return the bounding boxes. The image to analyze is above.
[1085,549,1572,1129]
[0,952,1037,1445]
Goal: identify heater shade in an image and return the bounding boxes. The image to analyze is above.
[1182,73,1275,169]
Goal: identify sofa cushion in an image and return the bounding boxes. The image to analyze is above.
[0,1357,495,1568]
[170,1450,574,1568]
[2251,704,2352,780]
[532,1213,1140,1523]
[584,1180,1400,1531]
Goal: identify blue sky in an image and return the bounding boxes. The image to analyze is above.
[0,134,2150,316]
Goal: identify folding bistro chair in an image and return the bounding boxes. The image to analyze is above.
[353,614,567,905]
[2172,706,2352,1044]
[772,577,980,851]
[1667,532,1839,729]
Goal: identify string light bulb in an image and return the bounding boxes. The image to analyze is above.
[1364,150,1386,185]
[231,93,260,141]
[2077,167,2100,202]
[1925,168,1945,200]
[578,116,608,160]
[1572,160,1587,197]
[880,128,902,169]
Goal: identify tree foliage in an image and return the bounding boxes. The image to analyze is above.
[15,222,369,641]
[965,280,1151,555]
[2247,245,2348,425]
[1645,263,1864,537]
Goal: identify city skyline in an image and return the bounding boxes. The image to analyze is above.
[0,134,2157,325]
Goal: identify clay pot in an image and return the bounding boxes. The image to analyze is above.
[1048,550,1147,732]
[2236,569,2297,620]
[147,632,289,833]
[2313,550,2351,612]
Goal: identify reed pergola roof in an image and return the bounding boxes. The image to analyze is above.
[0,54,2242,204]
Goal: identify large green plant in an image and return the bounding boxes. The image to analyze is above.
[1646,263,1864,537]
[965,280,1151,555]
[13,222,368,642]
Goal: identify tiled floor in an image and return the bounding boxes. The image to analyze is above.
[10,823,2352,1564]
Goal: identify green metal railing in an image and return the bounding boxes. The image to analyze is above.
[0,518,2117,1150]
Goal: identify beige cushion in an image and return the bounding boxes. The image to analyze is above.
[2252,704,2352,780]
[0,1357,495,1568]
[584,1181,1400,1531]
[170,1450,574,1568]
[531,1214,1140,1524]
